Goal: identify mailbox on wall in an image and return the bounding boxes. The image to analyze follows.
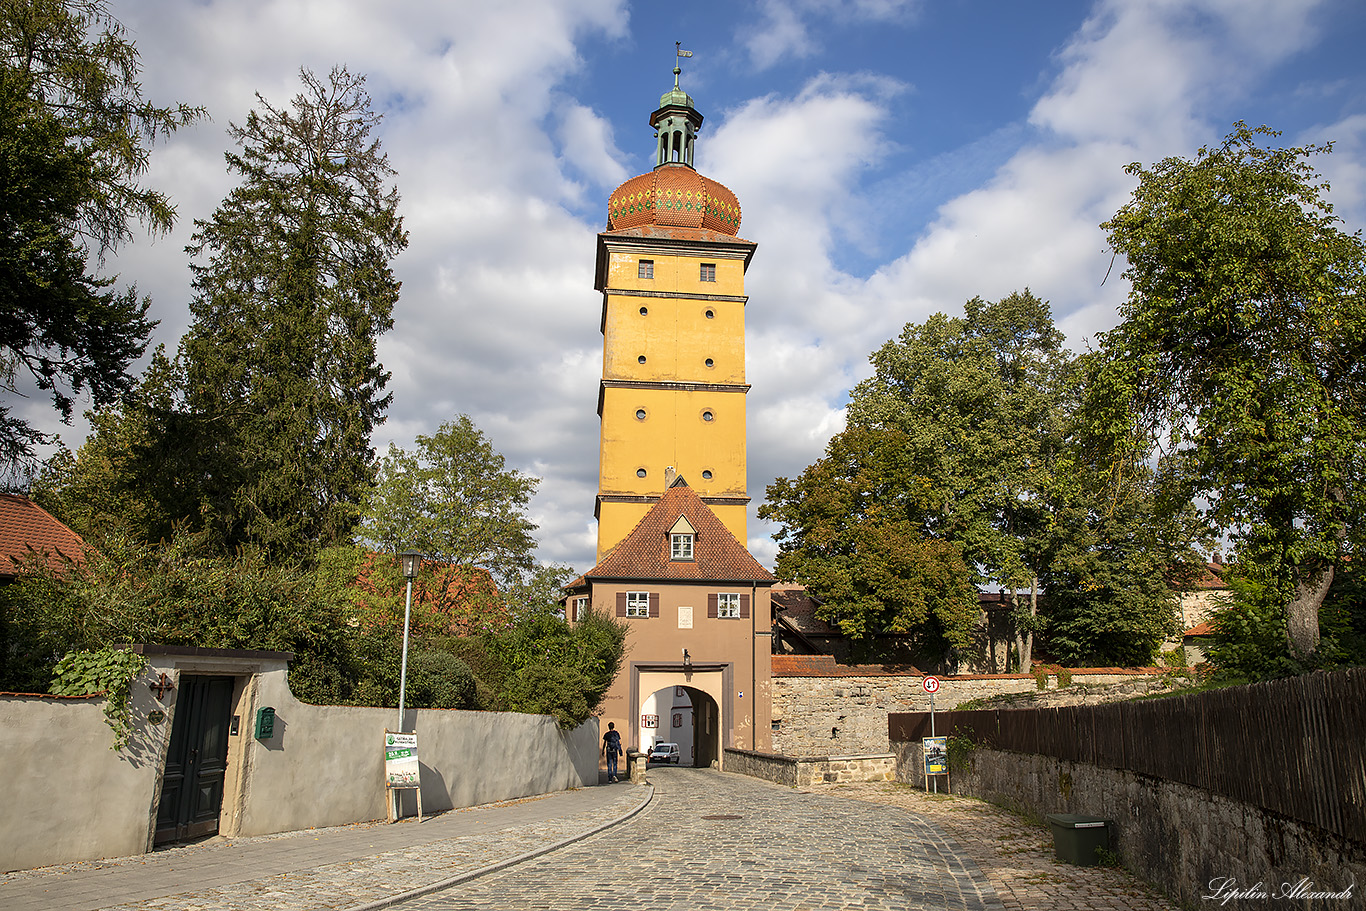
[255,706,276,739]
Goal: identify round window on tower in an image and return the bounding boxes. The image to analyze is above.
[636,409,647,421]
[637,468,647,478]
[701,470,713,480]
[701,410,714,423]
[640,306,648,316]
[705,358,714,368]
[705,309,715,319]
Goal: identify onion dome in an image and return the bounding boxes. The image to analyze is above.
[604,50,742,236]
[607,167,741,235]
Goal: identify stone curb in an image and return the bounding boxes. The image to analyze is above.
[341,784,655,911]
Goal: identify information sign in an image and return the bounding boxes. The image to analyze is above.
[385,731,420,787]
[923,736,948,776]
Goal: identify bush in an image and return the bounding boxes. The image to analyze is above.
[405,650,477,709]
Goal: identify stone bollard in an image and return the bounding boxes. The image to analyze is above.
[631,752,648,783]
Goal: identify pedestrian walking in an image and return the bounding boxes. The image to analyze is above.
[602,722,623,782]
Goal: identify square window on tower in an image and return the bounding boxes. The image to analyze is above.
[699,263,716,282]
[639,259,654,280]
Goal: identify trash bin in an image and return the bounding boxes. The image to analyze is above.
[1045,814,1110,865]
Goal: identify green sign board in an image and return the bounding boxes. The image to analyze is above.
[385,731,419,787]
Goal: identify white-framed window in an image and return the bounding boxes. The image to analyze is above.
[626,591,650,617]
[572,597,588,621]
[718,593,740,619]
[700,263,716,282]
[671,533,693,561]
[639,259,654,279]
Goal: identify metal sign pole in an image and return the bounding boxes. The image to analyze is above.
[929,691,937,794]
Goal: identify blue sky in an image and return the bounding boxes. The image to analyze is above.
[19,0,1366,574]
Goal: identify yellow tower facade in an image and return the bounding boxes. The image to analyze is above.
[593,73,756,560]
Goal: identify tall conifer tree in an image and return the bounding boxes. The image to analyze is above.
[179,67,407,556]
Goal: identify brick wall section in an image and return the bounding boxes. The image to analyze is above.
[723,748,895,788]
[770,655,1168,757]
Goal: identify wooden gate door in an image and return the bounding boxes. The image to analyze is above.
[155,675,235,844]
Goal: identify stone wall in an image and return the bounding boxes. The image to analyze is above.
[771,658,1169,757]
[0,650,600,872]
[899,746,1364,909]
[723,748,895,788]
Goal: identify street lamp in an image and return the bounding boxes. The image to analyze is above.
[397,549,424,731]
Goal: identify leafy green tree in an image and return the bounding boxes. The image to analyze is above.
[0,530,354,702]
[1094,123,1366,659]
[30,346,183,541]
[764,292,1071,663]
[175,66,406,556]
[761,425,979,655]
[362,415,558,604]
[0,0,199,474]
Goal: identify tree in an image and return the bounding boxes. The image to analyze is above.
[0,530,355,702]
[362,415,551,600]
[1095,123,1366,659]
[761,424,980,657]
[0,0,199,475]
[176,66,406,556]
[765,292,1072,665]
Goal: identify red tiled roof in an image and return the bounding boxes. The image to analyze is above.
[771,584,839,635]
[0,494,87,577]
[586,478,774,583]
[1169,561,1228,591]
[771,654,923,677]
[1183,621,1215,637]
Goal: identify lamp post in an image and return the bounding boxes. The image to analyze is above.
[397,550,424,732]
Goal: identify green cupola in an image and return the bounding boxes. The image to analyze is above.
[650,47,703,168]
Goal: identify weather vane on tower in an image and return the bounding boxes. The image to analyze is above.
[674,41,692,90]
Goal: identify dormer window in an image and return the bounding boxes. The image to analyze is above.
[671,533,693,560]
[669,515,696,561]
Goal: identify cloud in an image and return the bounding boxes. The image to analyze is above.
[742,0,921,70]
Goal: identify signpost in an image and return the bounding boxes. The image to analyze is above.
[921,676,948,793]
[384,730,423,823]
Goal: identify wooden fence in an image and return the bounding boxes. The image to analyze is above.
[889,667,1366,845]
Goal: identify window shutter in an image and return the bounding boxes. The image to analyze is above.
[616,592,627,617]
[649,592,660,618]
[707,593,718,619]
[740,594,750,619]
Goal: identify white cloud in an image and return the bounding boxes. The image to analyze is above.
[743,0,921,70]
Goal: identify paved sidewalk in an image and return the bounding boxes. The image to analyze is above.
[0,783,650,911]
[802,781,1177,911]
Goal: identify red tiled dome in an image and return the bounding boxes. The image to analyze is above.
[606,164,741,235]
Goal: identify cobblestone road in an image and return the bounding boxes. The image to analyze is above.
[394,767,1002,911]
[802,782,1177,911]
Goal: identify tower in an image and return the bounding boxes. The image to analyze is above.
[592,58,757,561]
[568,54,774,765]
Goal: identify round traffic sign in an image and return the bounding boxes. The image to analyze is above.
[922,675,941,694]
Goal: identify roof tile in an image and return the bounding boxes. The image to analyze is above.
[586,478,773,583]
[0,495,88,577]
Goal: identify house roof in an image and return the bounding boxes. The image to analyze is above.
[772,654,923,677]
[584,477,774,584]
[770,584,839,636]
[0,494,88,578]
[1169,561,1228,591]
